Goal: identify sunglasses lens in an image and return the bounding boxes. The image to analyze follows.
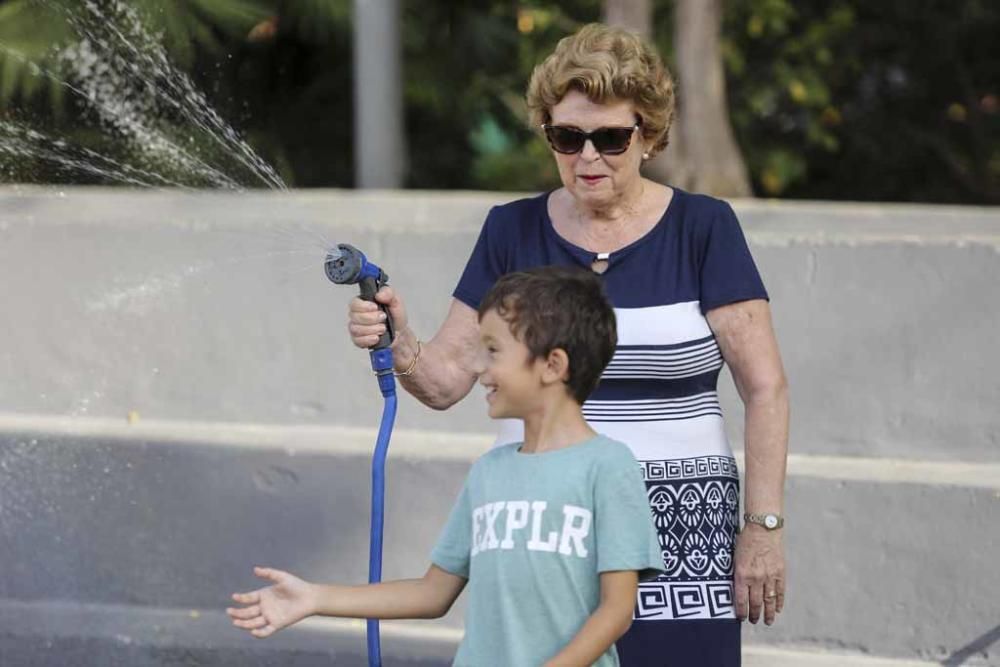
[545,127,586,154]
[544,126,635,155]
[592,128,634,155]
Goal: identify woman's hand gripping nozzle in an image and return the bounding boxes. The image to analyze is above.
[325,243,396,394]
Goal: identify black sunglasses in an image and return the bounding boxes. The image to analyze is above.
[541,123,640,155]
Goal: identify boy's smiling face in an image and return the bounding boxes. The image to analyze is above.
[477,308,546,419]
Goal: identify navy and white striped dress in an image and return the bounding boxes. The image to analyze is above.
[453,188,768,666]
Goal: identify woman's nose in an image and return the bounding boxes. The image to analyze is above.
[580,138,601,160]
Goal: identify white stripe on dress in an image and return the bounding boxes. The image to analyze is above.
[613,301,712,346]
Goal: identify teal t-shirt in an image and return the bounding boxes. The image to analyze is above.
[431,435,664,667]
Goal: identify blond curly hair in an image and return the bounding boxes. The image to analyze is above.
[526,23,676,157]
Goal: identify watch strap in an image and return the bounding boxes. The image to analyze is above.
[743,512,785,529]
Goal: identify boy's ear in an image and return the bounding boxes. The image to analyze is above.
[540,348,570,385]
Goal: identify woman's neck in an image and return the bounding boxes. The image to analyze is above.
[574,178,646,225]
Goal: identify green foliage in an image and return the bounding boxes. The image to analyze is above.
[724,0,858,196]
[0,0,270,103]
[0,1,70,107]
[144,0,272,66]
[725,0,999,202]
[398,1,599,189]
[0,0,353,186]
[1,0,996,201]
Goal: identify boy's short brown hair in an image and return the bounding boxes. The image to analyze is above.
[478,266,617,404]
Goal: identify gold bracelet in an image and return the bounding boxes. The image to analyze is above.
[393,340,422,377]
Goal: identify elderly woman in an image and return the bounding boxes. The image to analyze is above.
[348,23,788,667]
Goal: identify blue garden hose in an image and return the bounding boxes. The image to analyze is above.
[325,244,397,667]
[366,347,397,667]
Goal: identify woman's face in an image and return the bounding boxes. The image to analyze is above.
[547,89,646,210]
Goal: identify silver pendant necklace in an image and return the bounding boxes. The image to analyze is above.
[590,251,610,274]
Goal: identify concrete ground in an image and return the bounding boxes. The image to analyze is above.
[1,419,995,666]
[0,600,946,667]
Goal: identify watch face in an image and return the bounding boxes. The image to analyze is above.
[764,515,779,529]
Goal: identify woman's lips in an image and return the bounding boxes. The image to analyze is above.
[579,175,605,184]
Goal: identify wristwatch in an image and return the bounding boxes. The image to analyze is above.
[743,512,784,530]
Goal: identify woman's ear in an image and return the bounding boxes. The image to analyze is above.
[541,348,570,386]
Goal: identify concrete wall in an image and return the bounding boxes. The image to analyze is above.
[1,187,998,665]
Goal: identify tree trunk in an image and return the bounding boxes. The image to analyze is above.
[604,0,753,197]
[602,0,652,39]
[669,0,752,196]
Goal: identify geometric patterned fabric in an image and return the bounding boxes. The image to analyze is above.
[636,456,739,620]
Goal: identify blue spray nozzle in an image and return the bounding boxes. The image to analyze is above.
[326,243,395,351]
[325,243,387,286]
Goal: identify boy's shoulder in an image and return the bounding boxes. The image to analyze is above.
[468,442,519,471]
[466,436,638,474]
[586,435,642,469]
[488,435,637,465]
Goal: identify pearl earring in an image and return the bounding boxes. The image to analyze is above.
[642,152,650,160]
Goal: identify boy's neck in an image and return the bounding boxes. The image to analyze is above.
[520,395,596,454]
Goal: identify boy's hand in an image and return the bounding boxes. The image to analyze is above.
[227,566,317,638]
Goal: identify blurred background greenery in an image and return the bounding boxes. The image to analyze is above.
[0,0,997,203]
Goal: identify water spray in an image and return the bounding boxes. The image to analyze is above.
[325,243,395,667]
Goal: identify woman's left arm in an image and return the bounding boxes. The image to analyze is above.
[706,298,789,626]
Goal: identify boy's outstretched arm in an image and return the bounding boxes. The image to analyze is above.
[543,570,639,667]
[227,564,466,638]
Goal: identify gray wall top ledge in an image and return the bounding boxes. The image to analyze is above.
[2,186,999,247]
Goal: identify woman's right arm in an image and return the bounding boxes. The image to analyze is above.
[348,288,481,410]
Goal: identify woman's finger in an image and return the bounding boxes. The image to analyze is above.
[747,581,764,624]
[375,286,396,306]
[349,307,386,326]
[349,322,387,338]
[775,578,786,614]
[763,587,778,625]
[348,297,379,313]
[733,584,748,621]
[349,329,386,346]
[375,286,409,325]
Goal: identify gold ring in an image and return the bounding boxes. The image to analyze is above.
[766,592,777,599]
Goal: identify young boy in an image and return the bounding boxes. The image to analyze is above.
[227,266,664,666]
